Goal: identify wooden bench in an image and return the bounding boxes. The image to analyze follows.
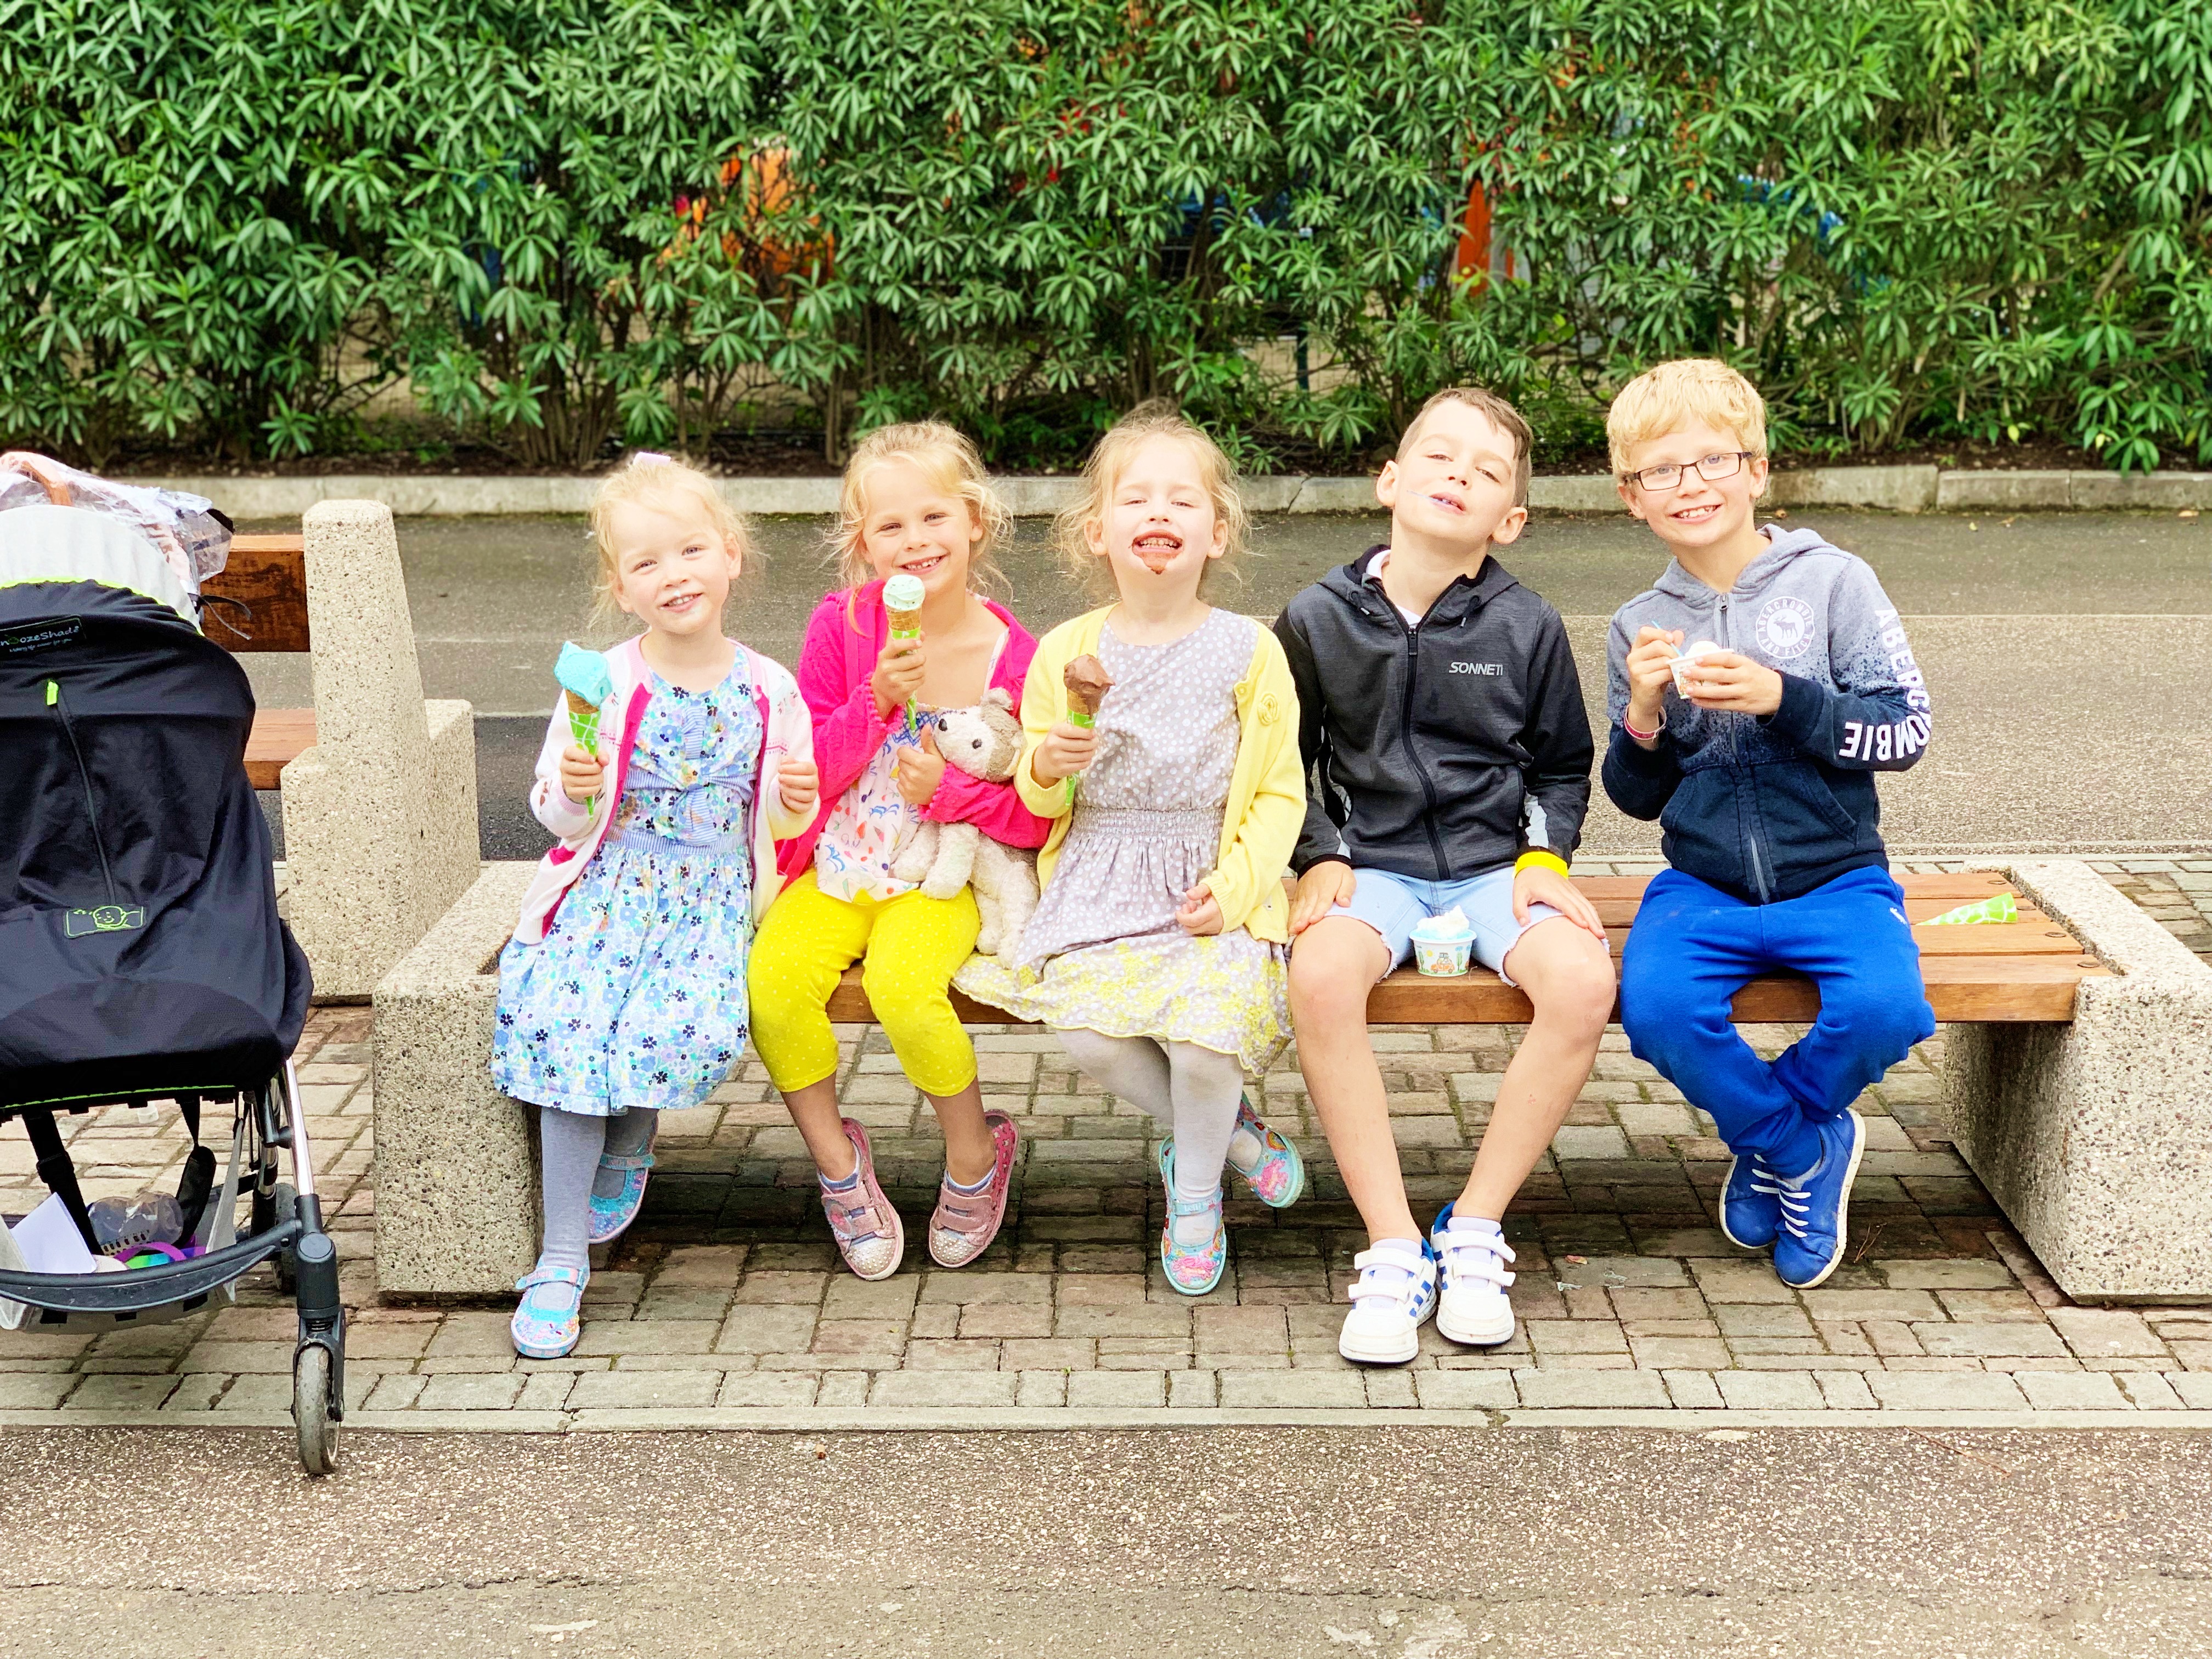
[825,870,2107,1025]
[198,532,314,788]
[375,861,2158,1298]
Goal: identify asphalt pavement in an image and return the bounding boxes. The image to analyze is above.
[239,509,2212,860]
[2,1426,2208,1657]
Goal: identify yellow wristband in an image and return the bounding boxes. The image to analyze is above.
[1515,850,1571,879]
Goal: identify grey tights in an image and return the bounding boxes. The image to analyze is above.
[1054,1028,1248,1228]
[538,1106,659,1275]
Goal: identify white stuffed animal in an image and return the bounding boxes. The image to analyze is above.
[890,687,1041,956]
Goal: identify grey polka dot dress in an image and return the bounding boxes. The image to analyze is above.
[955,608,1289,1071]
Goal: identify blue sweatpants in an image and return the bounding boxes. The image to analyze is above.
[1619,866,1936,1176]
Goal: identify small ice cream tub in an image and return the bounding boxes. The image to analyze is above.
[1668,640,1724,695]
[1409,907,1476,977]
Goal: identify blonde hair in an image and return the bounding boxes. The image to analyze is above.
[1397,386,1534,506]
[828,421,1012,595]
[588,452,751,621]
[1053,401,1250,599]
[1606,359,1770,478]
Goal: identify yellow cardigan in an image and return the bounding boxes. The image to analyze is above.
[1015,607,1306,944]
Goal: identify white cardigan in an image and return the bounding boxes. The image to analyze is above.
[510,635,814,945]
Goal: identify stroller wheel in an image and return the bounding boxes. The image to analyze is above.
[293,1344,337,1477]
[270,1184,299,1294]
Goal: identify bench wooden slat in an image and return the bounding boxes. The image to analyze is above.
[246,708,316,789]
[1589,894,2054,928]
[201,533,309,654]
[897,954,2106,1030]
[828,873,2107,1027]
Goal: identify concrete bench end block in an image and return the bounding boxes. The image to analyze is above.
[1945,860,2212,1302]
[373,864,540,1295]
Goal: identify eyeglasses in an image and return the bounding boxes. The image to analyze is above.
[1622,451,1755,492]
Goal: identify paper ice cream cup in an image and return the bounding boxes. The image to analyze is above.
[1411,933,1475,977]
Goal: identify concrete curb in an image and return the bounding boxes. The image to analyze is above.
[5,1407,2211,1435]
[126,467,2212,519]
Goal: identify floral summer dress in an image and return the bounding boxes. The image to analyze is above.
[956,608,1289,1072]
[814,623,1008,902]
[492,665,761,1116]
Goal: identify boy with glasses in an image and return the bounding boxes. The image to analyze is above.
[1602,359,1935,1289]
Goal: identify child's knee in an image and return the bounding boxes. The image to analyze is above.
[1824,985,1933,1066]
[1618,959,1713,1059]
[859,953,951,1030]
[1288,919,1386,1015]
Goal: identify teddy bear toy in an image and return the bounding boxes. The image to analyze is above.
[890,687,1040,956]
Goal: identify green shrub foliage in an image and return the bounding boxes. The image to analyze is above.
[2,0,2207,469]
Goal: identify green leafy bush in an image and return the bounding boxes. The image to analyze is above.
[2,0,2205,471]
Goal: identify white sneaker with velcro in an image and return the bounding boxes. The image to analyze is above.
[1338,1239,1438,1365]
[1430,1204,1518,1346]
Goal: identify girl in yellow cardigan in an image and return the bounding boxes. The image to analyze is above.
[956,404,1308,1293]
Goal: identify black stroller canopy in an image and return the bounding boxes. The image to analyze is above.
[0,507,309,1109]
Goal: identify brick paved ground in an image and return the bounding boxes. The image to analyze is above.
[5,858,2209,1424]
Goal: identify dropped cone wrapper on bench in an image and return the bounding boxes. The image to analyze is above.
[555,641,615,814]
[1411,906,1476,977]
[1921,893,2017,927]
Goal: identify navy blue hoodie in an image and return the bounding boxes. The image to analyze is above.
[1601,526,1931,904]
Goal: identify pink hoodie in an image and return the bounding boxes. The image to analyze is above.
[776,581,1054,888]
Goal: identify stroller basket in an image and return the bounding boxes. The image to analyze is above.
[0,1224,298,1318]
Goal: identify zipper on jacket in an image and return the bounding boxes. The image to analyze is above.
[1385,605,1453,881]
[48,679,122,906]
[1715,599,1774,902]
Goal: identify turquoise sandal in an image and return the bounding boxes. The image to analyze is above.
[511,1262,588,1359]
[587,1145,656,1245]
[1157,1141,1228,1296]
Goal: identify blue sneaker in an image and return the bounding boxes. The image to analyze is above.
[1771,1110,1867,1289]
[1719,1150,1782,1250]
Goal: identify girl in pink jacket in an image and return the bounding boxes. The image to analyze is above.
[749,422,1052,1282]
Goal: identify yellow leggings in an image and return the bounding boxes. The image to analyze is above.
[748,870,981,1097]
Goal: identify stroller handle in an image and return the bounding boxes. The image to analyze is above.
[0,452,73,506]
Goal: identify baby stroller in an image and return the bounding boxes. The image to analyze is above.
[0,481,343,1474]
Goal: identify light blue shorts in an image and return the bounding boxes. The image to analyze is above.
[1333,864,1564,986]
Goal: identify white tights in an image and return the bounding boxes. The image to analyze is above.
[1055,1029,1250,1211]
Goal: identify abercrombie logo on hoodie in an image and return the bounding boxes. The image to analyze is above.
[1838,607,1932,762]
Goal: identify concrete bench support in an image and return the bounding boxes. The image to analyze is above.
[373,864,539,1295]
[283,499,479,997]
[1944,861,2212,1303]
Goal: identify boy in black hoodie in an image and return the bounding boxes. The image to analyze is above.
[1276,387,1615,1366]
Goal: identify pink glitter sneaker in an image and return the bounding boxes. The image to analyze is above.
[928,1111,1019,1268]
[819,1119,905,1281]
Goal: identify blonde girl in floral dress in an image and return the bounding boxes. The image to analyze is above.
[957,404,1309,1294]
[495,455,818,1359]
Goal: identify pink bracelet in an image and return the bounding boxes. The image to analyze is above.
[1622,714,1662,743]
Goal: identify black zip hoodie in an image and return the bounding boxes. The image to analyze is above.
[1273,547,1592,880]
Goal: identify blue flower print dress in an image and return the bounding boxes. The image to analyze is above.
[492,665,762,1117]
